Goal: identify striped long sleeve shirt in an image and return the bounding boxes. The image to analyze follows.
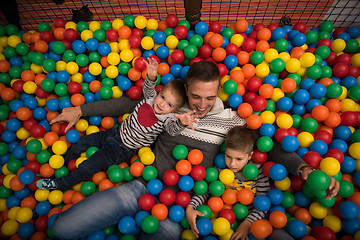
[189,160,271,223]
[119,77,184,150]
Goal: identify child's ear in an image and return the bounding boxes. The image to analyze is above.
[249,151,254,159]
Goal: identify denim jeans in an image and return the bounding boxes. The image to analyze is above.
[55,126,135,190]
[51,180,183,239]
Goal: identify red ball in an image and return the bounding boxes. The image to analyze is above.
[219,208,236,225]
[54,18,66,28]
[341,111,358,126]
[60,122,69,135]
[127,86,143,100]
[293,22,307,33]
[324,148,344,164]
[279,69,289,79]
[175,191,190,207]
[40,31,54,43]
[303,151,322,169]
[209,21,222,34]
[61,39,72,50]
[30,124,46,138]
[288,127,298,136]
[336,53,352,65]
[131,28,144,38]
[12,80,24,93]
[106,29,119,42]
[80,65,89,74]
[251,95,267,111]
[290,175,305,191]
[333,28,346,38]
[306,47,317,54]
[170,50,185,64]
[159,188,176,205]
[64,28,78,42]
[198,44,213,59]
[129,35,141,48]
[217,63,228,77]
[67,81,82,95]
[310,226,336,240]
[25,160,41,174]
[325,52,337,66]
[149,55,160,64]
[243,92,258,104]
[317,38,332,48]
[35,215,48,232]
[166,14,179,28]
[135,78,144,89]
[67,159,77,172]
[189,57,203,66]
[274,128,290,143]
[190,165,206,181]
[262,161,276,178]
[163,170,179,186]
[348,65,360,78]
[252,149,267,164]
[134,57,147,71]
[225,43,239,56]
[23,119,38,131]
[28,176,40,191]
[138,193,155,211]
[315,130,333,145]
[267,23,279,31]
[175,25,188,40]
[246,77,262,92]
[248,30,258,40]
[253,23,265,31]
[242,38,256,52]
[35,86,49,98]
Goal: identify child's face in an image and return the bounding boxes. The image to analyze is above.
[153,88,179,114]
[225,148,253,173]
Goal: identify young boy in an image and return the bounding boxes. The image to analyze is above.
[186,126,270,239]
[37,58,198,190]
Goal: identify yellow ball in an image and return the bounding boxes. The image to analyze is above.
[86,126,99,135]
[220,75,230,87]
[31,63,43,74]
[16,127,30,140]
[89,21,101,32]
[297,132,314,148]
[36,97,46,107]
[320,157,340,176]
[49,154,65,169]
[180,229,196,240]
[16,207,33,223]
[276,114,293,129]
[65,21,77,30]
[0,36,8,48]
[274,176,291,191]
[141,36,155,50]
[1,164,11,176]
[337,86,347,100]
[323,215,342,233]
[279,52,291,63]
[213,217,231,236]
[66,62,79,75]
[71,72,83,83]
[146,19,159,30]
[134,15,148,29]
[76,156,87,168]
[219,229,234,240]
[296,66,307,77]
[349,142,360,159]
[264,48,279,63]
[256,62,270,78]
[23,81,37,94]
[166,35,179,49]
[3,174,15,188]
[138,147,152,157]
[106,65,119,78]
[341,98,356,112]
[109,42,120,53]
[112,19,124,31]
[34,189,50,201]
[0,198,7,212]
[107,52,120,66]
[89,62,102,76]
[8,206,20,220]
[351,53,360,67]
[52,140,68,155]
[300,52,315,68]
[56,60,67,72]
[230,34,244,47]
[309,202,328,219]
[8,35,21,48]
[81,30,94,42]
[331,39,346,53]
[48,190,63,205]
[260,111,275,124]
[112,86,123,98]
[219,169,235,185]
[120,49,134,62]
[75,119,89,132]
[140,151,155,165]
[285,58,301,73]
[218,88,229,102]
[1,219,19,236]
[122,113,130,122]
[119,39,131,50]
[270,88,284,102]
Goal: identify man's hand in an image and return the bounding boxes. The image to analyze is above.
[50,106,82,133]
[185,205,205,238]
[175,110,199,130]
[144,57,158,81]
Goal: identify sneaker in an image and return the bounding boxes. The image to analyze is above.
[36,179,57,190]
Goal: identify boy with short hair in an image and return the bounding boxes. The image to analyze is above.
[37,58,197,190]
[186,126,270,239]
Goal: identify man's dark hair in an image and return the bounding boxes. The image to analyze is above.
[185,61,221,87]
[225,126,254,155]
[162,80,187,108]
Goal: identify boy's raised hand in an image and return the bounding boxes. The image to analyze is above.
[230,220,251,240]
[175,110,199,130]
[185,206,205,238]
[144,57,158,81]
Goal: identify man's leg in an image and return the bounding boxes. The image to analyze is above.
[51,180,147,239]
[267,228,294,240]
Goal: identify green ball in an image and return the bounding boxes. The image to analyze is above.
[314,55,323,66]
[178,40,189,51]
[0,142,9,156]
[178,20,191,30]
[315,45,330,59]
[348,86,360,101]
[345,39,360,53]
[141,215,159,234]
[326,83,343,98]
[118,62,131,76]
[75,54,89,67]
[189,34,203,48]
[317,196,335,208]
[63,50,76,62]
[351,129,360,143]
[205,167,219,183]
[173,145,188,160]
[288,73,301,85]
[142,166,158,181]
[0,106,9,121]
[94,29,106,42]
[81,83,90,95]
[270,58,285,72]
[102,226,115,236]
[184,45,198,59]
[305,30,318,44]
[40,78,55,92]
[300,117,318,133]
[55,166,69,178]
[318,21,333,32]
[80,181,96,196]
[0,72,10,85]
[22,62,31,71]
[101,21,112,31]
[256,136,273,152]
[223,80,238,94]
[281,191,295,208]
[5,24,18,35]
[42,59,56,72]
[337,180,354,198]
[302,182,315,197]
[145,29,156,37]
[193,180,208,195]
[123,167,134,181]
[0,185,12,198]
[232,203,248,220]
[15,42,29,56]
[54,83,68,97]
[164,28,175,37]
[313,190,327,198]
[264,100,276,112]
[221,28,234,40]
[291,115,302,129]
[197,204,211,218]
[220,142,225,153]
[38,22,51,32]
[52,41,66,55]
[99,86,113,100]
[121,235,136,240]
[32,52,45,65]
[26,139,42,154]
[242,164,259,180]
[318,31,331,40]
[0,25,5,36]
[124,15,135,28]
[332,171,342,182]
[77,21,89,32]
[3,47,17,59]
[274,39,289,52]
[180,216,191,228]
[6,158,22,173]
[320,66,332,78]
[101,78,114,88]
[306,65,322,80]
[307,170,330,191]
[182,58,190,66]
[109,168,124,183]
[107,165,120,175]
[250,51,264,65]
[209,180,225,196]
[89,52,101,63]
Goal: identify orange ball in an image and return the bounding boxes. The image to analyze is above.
[48,207,62,217]
[157,62,170,76]
[130,161,145,177]
[318,78,333,87]
[281,78,297,93]
[222,189,237,205]
[241,64,256,79]
[71,191,86,204]
[101,116,115,129]
[30,232,47,240]
[34,74,46,85]
[53,28,65,40]
[187,149,203,165]
[26,152,37,161]
[119,162,129,169]
[92,171,108,185]
[34,40,49,53]
[118,26,131,39]
[31,32,41,43]
[151,203,168,221]
[237,51,250,65]
[294,208,312,225]
[257,28,272,41]
[100,56,110,68]
[209,34,223,48]
[1,88,16,101]
[21,196,37,210]
[348,191,360,209]
[235,19,248,33]
[62,190,76,204]
[311,105,329,121]
[208,196,224,213]
[290,47,305,59]
[324,112,341,128]
[237,103,253,118]
[259,84,274,99]
[269,211,287,228]
[128,68,141,81]
[16,107,32,121]
[43,132,59,146]
[237,188,254,205]
[247,114,262,130]
[175,160,192,176]
[325,99,342,112]
[22,32,33,44]
[46,111,59,122]
[236,83,246,96]
[230,70,244,84]
[131,48,142,58]
[9,176,25,191]
[39,163,55,178]
[250,219,273,239]
[0,60,10,72]
[70,93,85,106]
[212,47,227,62]
[89,80,102,93]
[256,40,270,53]
[98,179,115,191]
[203,32,215,44]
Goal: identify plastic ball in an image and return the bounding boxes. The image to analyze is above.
[213,217,231,236]
[307,170,330,191]
[281,135,299,152]
[242,164,259,180]
[141,215,159,234]
[196,217,213,236]
[250,219,273,239]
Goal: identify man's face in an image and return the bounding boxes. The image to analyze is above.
[186,80,219,118]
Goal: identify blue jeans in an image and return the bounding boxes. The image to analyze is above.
[51,180,182,239]
[55,126,135,190]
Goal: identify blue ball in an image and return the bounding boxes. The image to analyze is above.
[135,211,150,227]
[18,169,35,185]
[0,153,10,165]
[118,216,136,234]
[23,96,38,110]
[228,93,242,108]
[180,66,190,81]
[186,30,196,41]
[14,186,30,199]
[8,141,18,153]
[309,139,328,156]
[13,145,27,159]
[341,76,358,89]
[6,195,21,208]
[33,107,47,120]
[305,99,322,112]
[269,164,287,181]
[156,45,169,59]
[48,51,61,62]
[354,171,360,187]
[83,71,96,83]
[161,73,175,85]
[146,179,163,195]
[57,70,70,83]
[178,175,194,192]
[153,31,166,44]
[221,36,229,48]
[46,71,57,81]
[9,57,23,67]
[254,195,271,211]
[86,38,99,51]
[169,205,185,223]
[35,201,52,215]
[1,130,16,143]
[6,118,21,132]
[347,26,360,38]
[282,25,292,33]
[196,217,212,236]
[341,156,356,173]
[269,205,285,214]
[89,115,102,126]
[277,97,293,111]
[106,234,120,240]
[281,135,299,152]
[291,104,306,116]
[170,64,182,78]
[84,92,95,103]
[300,78,315,91]
[202,236,217,240]
[72,40,86,54]
[46,98,59,112]
[88,230,106,240]
[48,213,58,228]
[66,129,81,144]
[339,201,360,219]
[293,89,310,104]
[224,55,238,69]
[10,99,24,112]
[343,219,360,235]
[59,98,73,110]
[214,153,226,169]
[292,33,306,46]
[287,30,300,41]
[244,24,253,36]
[329,139,347,153]
[334,126,352,141]
[263,75,278,87]
[271,28,286,41]
[267,188,283,205]
[17,222,35,239]
[118,77,132,91]
[259,123,275,137]
[98,42,111,56]
[330,76,341,84]
[294,191,311,207]
[309,83,327,99]
[288,219,307,238]
[39,119,51,132]
[194,21,209,36]
[337,32,351,41]
[296,147,309,158]
[143,49,155,59]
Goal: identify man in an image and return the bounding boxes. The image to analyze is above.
[50,61,339,239]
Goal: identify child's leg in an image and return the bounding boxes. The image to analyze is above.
[55,134,135,190]
[63,127,118,164]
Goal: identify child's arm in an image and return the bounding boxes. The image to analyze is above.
[186,192,210,238]
[164,110,198,136]
[143,58,159,99]
[231,220,252,240]
[175,110,199,130]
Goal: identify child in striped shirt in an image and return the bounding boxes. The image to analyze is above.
[37,58,198,190]
[186,126,270,239]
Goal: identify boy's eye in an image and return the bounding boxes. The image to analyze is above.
[168,103,174,108]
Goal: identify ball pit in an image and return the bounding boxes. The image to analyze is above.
[0,14,359,240]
